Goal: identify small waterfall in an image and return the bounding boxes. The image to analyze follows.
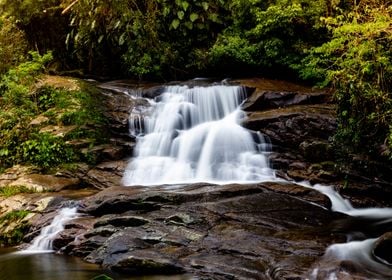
[123,85,274,186]
[302,182,392,279]
[25,207,79,252]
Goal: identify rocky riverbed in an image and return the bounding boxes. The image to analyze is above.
[1,77,392,279]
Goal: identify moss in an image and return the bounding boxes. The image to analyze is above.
[0,210,31,247]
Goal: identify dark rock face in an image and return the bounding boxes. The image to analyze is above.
[244,105,337,150]
[242,90,332,111]
[373,232,392,265]
[49,183,347,279]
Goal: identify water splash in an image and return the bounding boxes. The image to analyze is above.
[123,85,274,186]
[25,207,79,253]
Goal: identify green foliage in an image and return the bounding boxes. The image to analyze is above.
[0,186,36,197]
[0,210,31,246]
[0,0,71,62]
[300,3,392,156]
[67,0,229,78]
[0,0,60,25]
[209,0,330,75]
[21,133,75,168]
[0,17,29,75]
[0,210,30,224]
[209,35,258,67]
[0,51,53,108]
[0,52,106,170]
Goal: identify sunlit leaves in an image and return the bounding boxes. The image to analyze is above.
[300,4,392,155]
[171,19,180,29]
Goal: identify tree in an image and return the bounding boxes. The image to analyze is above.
[300,1,392,157]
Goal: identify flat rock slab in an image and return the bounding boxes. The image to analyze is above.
[51,183,349,279]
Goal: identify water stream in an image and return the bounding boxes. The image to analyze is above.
[122,83,392,278]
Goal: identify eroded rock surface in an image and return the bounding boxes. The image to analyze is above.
[41,183,347,279]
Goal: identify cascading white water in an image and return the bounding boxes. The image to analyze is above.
[122,85,274,186]
[25,207,79,253]
[302,181,392,279]
[121,82,392,278]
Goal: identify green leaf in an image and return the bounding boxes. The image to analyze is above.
[184,21,193,30]
[119,34,125,46]
[202,2,209,11]
[163,7,170,16]
[177,11,185,20]
[171,19,180,30]
[190,13,199,22]
[181,1,189,11]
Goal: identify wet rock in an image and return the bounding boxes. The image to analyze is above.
[94,215,150,228]
[65,235,109,257]
[109,251,185,275]
[102,91,134,138]
[299,140,332,162]
[244,105,337,149]
[373,232,392,265]
[56,183,347,278]
[165,214,195,226]
[52,228,81,250]
[242,90,331,111]
[83,161,126,190]
[84,226,119,238]
[263,181,331,209]
[81,186,161,216]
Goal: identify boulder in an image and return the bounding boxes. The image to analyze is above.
[373,232,392,265]
[244,105,337,149]
[83,161,126,190]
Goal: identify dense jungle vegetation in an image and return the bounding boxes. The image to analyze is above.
[0,0,391,170]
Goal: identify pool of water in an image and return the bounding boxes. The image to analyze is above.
[0,249,192,280]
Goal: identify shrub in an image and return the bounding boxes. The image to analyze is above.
[300,4,392,157]
[21,133,75,168]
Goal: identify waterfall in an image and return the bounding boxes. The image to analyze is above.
[25,207,79,253]
[122,85,274,186]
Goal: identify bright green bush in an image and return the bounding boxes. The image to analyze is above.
[300,3,392,156]
[209,0,330,75]
[21,133,75,168]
